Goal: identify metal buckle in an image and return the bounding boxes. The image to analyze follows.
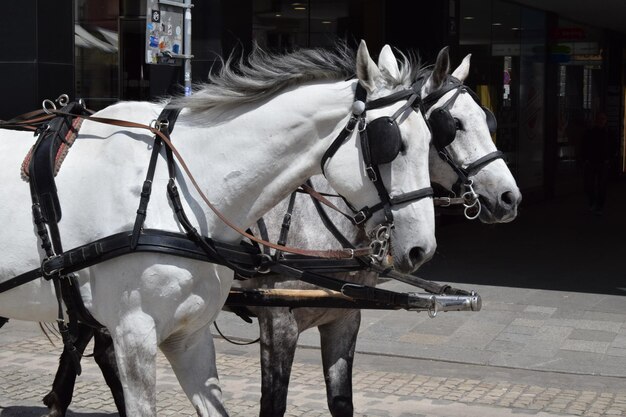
[281,213,292,228]
[345,115,358,132]
[156,119,170,132]
[352,210,368,225]
[438,196,452,207]
[358,117,367,132]
[365,166,378,182]
[41,255,61,279]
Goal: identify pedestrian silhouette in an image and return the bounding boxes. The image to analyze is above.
[582,111,615,214]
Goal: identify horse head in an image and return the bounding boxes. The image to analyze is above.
[421,47,522,223]
[323,41,435,273]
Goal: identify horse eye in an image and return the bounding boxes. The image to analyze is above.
[454,118,463,130]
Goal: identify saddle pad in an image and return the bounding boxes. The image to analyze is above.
[20,117,83,182]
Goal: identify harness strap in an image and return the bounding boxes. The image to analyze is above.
[320,116,357,175]
[131,107,182,249]
[254,218,271,256]
[463,150,504,176]
[49,109,369,259]
[0,109,57,132]
[300,182,359,224]
[305,180,358,250]
[269,262,412,307]
[274,190,298,259]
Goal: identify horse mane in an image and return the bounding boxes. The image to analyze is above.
[170,42,423,117]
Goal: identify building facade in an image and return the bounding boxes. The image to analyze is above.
[2,0,624,199]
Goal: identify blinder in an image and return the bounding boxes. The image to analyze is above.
[364,116,402,165]
[428,107,457,151]
[428,87,497,152]
[467,88,497,134]
[320,81,434,228]
[482,106,497,134]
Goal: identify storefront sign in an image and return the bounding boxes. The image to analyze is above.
[551,27,585,40]
[492,43,520,56]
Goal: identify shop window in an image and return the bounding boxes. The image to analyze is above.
[75,0,119,110]
[253,0,350,50]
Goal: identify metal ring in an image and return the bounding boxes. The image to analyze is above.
[375,225,391,241]
[462,192,478,207]
[56,94,69,107]
[428,297,438,318]
[464,199,481,220]
[42,99,57,114]
[256,253,273,274]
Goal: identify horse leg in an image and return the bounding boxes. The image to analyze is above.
[257,308,299,417]
[160,324,229,417]
[42,323,95,417]
[93,327,126,417]
[319,310,361,417]
[110,313,158,417]
[0,316,7,328]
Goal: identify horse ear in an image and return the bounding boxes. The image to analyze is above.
[356,40,382,93]
[377,44,400,79]
[424,46,450,95]
[451,53,472,82]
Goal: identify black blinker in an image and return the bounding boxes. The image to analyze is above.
[365,117,402,165]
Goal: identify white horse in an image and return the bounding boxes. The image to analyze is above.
[0,40,436,417]
[239,46,522,417]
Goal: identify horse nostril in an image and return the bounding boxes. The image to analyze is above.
[409,246,426,267]
[500,191,516,207]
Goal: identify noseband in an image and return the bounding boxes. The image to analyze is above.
[419,75,504,219]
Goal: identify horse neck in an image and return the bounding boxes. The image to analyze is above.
[178,81,353,242]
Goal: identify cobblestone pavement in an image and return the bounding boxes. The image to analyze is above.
[2,320,626,417]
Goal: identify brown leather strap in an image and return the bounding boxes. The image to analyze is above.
[0,106,95,132]
[51,110,370,259]
[433,196,466,207]
[0,109,56,131]
[299,182,356,222]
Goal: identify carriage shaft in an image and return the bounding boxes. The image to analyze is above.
[226,288,481,312]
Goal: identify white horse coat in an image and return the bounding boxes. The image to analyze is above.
[240,45,522,417]
[0,41,435,416]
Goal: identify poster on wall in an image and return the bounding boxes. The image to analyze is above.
[145,0,184,64]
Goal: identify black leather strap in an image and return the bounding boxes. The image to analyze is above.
[320,118,357,175]
[463,150,504,176]
[389,187,434,205]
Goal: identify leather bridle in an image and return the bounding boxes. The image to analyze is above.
[320,82,434,226]
[418,75,505,219]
